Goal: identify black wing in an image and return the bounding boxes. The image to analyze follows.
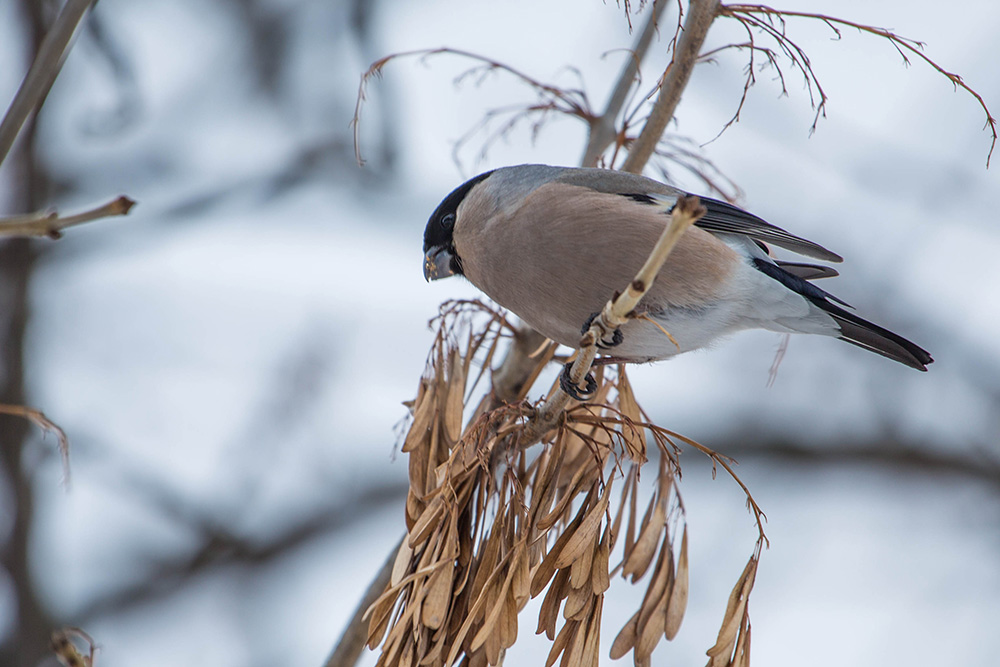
[697,197,843,263]
[618,192,843,263]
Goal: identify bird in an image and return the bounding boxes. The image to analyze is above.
[423,164,932,387]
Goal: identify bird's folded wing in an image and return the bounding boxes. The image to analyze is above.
[695,197,844,263]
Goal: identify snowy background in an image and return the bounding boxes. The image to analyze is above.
[1,0,998,665]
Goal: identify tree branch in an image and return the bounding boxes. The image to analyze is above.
[0,0,97,167]
[581,0,671,167]
[0,196,135,239]
[322,536,403,667]
[621,0,721,173]
[717,438,1000,489]
[74,479,408,621]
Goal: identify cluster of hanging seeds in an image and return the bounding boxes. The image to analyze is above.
[366,301,765,667]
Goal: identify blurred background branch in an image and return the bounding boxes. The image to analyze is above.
[0,0,95,167]
[0,196,134,238]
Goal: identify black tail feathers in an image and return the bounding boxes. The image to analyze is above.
[753,258,933,371]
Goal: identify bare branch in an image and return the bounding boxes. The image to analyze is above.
[353,47,595,167]
[719,4,998,166]
[323,537,402,667]
[0,0,97,167]
[0,196,135,239]
[622,0,722,173]
[718,437,1000,490]
[0,404,70,485]
[74,478,408,621]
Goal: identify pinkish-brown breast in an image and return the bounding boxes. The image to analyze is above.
[454,182,739,346]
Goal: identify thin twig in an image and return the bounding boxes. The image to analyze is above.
[719,4,998,166]
[0,196,135,239]
[621,0,721,173]
[0,403,71,485]
[353,47,594,167]
[0,0,97,167]
[51,627,97,667]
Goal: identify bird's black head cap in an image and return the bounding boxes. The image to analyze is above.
[423,170,495,274]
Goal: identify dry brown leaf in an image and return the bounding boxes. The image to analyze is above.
[664,527,689,640]
[422,564,454,630]
[622,469,638,563]
[403,379,435,453]
[366,595,396,649]
[419,631,447,667]
[705,556,758,660]
[623,499,665,582]
[636,586,667,662]
[408,436,430,499]
[562,578,592,621]
[444,348,466,443]
[424,421,443,497]
[528,447,562,525]
[382,597,419,665]
[531,494,591,597]
[581,597,602,667]
[408,495,445,549]
[536,567,570,640]
[499,585,519,649]
[638,535,673,625]
[569,533,595,590]
[545,619,576,667]
[381,629,405,667]
[590,526,611,595]
[469,516,504,601]
[400,636,415,667]
[467,650,486,667]
[732,615,751,667]
[512,545,531,608]
[371,302,772,667]
[658,462,674,503]
[555,479,612,569]
[608,467,633,554]
[538,454,594,531]
[391,539,415,589]
[469,558,518,652]
[433,461,450,491]
[485,620,502,666]
[405,491,424,531]
[609,610,639,660]
[562,607,589,667]
[616,370,647,462]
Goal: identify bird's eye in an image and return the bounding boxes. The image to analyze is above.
[441,213,456,230]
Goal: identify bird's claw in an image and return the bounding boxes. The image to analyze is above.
[560,362,598,401]
[582,312,623,350]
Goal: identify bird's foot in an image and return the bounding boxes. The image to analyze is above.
[560,362,598,401]
[582,312,623,350]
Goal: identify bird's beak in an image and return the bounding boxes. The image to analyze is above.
[423,246,456,281]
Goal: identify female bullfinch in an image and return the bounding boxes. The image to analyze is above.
[423,164,932,371]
